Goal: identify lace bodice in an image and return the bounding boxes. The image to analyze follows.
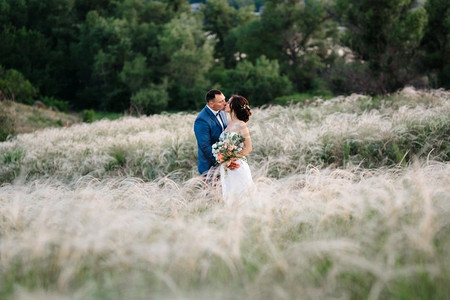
[224,120,245,135]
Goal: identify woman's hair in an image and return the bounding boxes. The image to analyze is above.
[229,95,251,122]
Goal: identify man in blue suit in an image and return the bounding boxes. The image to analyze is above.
[194,89,228,174]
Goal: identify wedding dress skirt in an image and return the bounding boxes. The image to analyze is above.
[220,158,255,202]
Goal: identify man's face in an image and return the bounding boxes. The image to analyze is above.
[209,93,226,111]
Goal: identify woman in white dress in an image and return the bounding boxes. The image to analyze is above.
[220,95,255,202]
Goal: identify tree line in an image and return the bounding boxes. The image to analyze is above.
[0,0,448,114]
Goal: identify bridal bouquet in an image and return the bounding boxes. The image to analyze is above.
[212,131,245,168]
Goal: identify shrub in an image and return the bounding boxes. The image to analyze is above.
[325,60,385,95]
[82,109,95,123]
[131,83,169,115]
[221,56,293,106]
[105,146,127,171]
[39,96,69,112]
[0,105,15,141]
[0,66,38,103]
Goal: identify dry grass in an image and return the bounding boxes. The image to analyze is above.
[0,88,450,299]
[0,100,80,135]
[1,88,449,182]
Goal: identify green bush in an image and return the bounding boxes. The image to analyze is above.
[0,105,15,141]
[1,149,23,183]
[131,84,169,115]
[0,66,38,104]
[82,109,95,123]
[92,111,122,121]
[221,56,293,106]
[325,60,384,95]
[39,96,69,112]
[105,146,127,171]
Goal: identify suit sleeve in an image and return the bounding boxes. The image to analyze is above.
[194,118,217,165]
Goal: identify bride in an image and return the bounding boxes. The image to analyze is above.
[219,95,255,202]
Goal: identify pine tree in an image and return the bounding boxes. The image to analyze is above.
[336,0,428,92]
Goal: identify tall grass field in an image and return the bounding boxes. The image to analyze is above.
[1,88,450,299]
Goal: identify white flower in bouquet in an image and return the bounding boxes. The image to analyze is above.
[212,132,245,168]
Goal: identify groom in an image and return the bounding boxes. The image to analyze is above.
[194,89,237,174]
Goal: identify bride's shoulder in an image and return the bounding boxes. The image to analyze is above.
[227,120,247,134]
[237,120,248,130]
[234,121,248,136]
[235,120,246,127]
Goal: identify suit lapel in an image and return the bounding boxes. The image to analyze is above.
[205,106,224,130]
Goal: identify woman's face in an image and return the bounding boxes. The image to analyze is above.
[225,98,232,113]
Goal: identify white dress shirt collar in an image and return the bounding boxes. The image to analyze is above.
[206,105,224,129]
[206,105,220,115]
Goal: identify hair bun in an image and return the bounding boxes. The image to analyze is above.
[230,95,251,123]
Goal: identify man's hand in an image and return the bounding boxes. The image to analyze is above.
[228,161,240,170]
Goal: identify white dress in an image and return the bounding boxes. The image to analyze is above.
[219,131,255,202]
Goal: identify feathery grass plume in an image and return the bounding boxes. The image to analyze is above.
[0,88,450,298]
[0,162,449,299]
[1,89,449,183]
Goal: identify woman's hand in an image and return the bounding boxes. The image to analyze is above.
[228,161,240,170]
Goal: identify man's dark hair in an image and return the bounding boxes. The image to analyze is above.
[205,89,222,103]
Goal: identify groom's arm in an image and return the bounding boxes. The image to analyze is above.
[194,118,217,165]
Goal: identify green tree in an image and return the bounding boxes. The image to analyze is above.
[75,12,132,111]
[119,54,150,94]
[0,66,38,103]
[0,0,193,112]
[336,0,428,93]
[202,0,255,67]
[130,80,169,115]
[220,55,293,106]
[72,0,191,111]
[0,26,53,93]
[73,0,115,20]
[421,0,450,88]
[0,0,81,98]
[158,13,215,110]
[235,0,338,92]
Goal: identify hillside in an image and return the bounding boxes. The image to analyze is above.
[0,100,81,138]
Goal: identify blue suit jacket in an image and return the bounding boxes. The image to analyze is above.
[194,106,228,174]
